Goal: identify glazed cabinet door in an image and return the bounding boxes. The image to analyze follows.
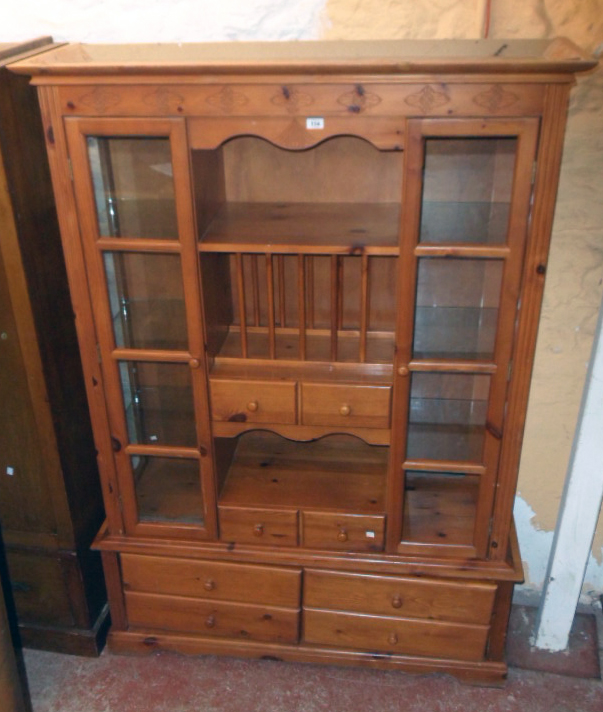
[65,118,216,540]
[389,118,539,558]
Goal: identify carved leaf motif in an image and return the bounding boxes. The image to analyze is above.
[271,87,314,114]
[206,87,249,113]
[405,85,450,113]
[473,85,519,113]
[79,87,121,114]
[336,87,381,113]
[143,88,184,113]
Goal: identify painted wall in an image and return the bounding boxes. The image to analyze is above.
[2,0,602,599]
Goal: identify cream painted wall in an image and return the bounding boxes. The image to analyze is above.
[1,0,601,598]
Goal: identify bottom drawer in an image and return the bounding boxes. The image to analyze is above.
[303,608,489,662]
[126,591,300,643]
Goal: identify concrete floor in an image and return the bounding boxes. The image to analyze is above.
[19,603,603,712]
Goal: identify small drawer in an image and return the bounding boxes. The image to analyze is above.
[302,512,385,551]
[126,591,300,643]
[219,506,298,547]
[303,608,489,662]
[121,553,301,607]
[210,378,296,424]
[304,569,497,624]
[301,382,391,428]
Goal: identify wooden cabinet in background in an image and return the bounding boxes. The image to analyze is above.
[11,38,595,683]
[0,39,107,655]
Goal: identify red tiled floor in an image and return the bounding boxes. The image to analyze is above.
[23,645,603,712]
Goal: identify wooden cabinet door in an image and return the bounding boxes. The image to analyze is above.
[388,118,539,559]
[65,117,216,540]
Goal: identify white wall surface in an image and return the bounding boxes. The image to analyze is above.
[0,0,328,42]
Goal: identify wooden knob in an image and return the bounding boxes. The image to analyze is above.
[339,404,351,417]
[388,632,398,646]
[337,529,348,542]
[204,579,216,592]
[253,523,264,537]
[397,366,409,376]
[247,400,259,412]
[391,594,403,609]
[189,358,201,369]
[205,614,216,629]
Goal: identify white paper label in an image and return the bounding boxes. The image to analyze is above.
[306,117,325,130]
[6,466,15,476]
[365,530,376,539]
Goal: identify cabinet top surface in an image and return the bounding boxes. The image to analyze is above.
[9,37,596,78]
[0,36,55,66]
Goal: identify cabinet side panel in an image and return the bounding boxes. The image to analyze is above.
[36,86,125,536]
[489,84,571,559]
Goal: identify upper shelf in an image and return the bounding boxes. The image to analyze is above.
[9,38,597,78]
[198,202,400,255]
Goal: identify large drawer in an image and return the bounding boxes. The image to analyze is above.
[219,506,299,547]
[210,378,297,424]
[303,608,489,662]
[304,569,496,624]
[126,591,300,643]
[121,553,301,607]
[301,382,391,428]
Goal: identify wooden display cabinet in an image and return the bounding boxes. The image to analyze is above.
[0,39,107,655]
[11,38,595,684]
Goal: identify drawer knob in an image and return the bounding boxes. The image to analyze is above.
[339,404,351,417]
[388,632,398,646]
[391,594,403,609]
[397,366,409,377]
[204,579,216,592]
[337,528,348,542]
[189,358,201,369]
[205,614,216,629]
[254,523,264,537]
[247,400,259,412]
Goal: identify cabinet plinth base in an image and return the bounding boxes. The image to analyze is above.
[106,629,509,687]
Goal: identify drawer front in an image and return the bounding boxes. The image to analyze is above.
[301,383,391,428]
[302,512,385,552]
[121,553,301,607]
[210,379,296,424]
[126,591,300,643]
[303,608,489,662]
[304,569,496,624]
[219,506,299,547]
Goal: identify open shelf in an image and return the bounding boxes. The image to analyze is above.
[199,202,400,255]
[218,432,387,513]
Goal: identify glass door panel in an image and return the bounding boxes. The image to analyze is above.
[132,455,204,525]
[407,372,490,462]
[401,470,478,549]
[119,362,196,447]
[419,138,517,245]
[413,258,503,360]
[88,136,178,239]
[103,251,187,350]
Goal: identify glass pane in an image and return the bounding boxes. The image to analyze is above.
[414,258,503,360]
[402,471,478,547]
[132,456,203,524]
[420,138,517,244]
[407,373,490,462]
[119,362,195,447]
[104,252,187,350]
[88,137,177,239]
